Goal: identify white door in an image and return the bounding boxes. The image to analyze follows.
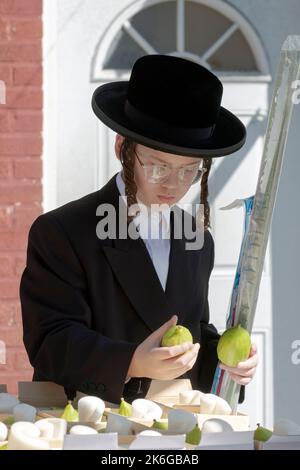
[44,0,272,427]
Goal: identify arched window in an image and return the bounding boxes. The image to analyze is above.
[92,0,269,81]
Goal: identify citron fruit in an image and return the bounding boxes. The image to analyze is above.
[2,416,14,426]
[186,424,201,445]
[254,423,273,442]
[60,401,79,422]
[161,325,193,347]
[118,398,133,417]
[152,419,168,430]
[217,324,251,367]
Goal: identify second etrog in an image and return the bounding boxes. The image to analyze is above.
[217,324,251,367]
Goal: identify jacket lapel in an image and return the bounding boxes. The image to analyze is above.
[99,174,202,333]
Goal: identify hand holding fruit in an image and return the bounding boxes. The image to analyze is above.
[217,325,258,385]
[127,315,200,380]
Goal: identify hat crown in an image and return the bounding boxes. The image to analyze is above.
[91,53,246,157]
[127,55,223,128]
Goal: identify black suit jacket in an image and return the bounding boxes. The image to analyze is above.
[20,173,223,404]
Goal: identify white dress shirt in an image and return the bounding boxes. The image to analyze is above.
[116,171,173,291]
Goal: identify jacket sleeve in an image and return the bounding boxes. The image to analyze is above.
[196,231,245,403]
[19,213,138,404]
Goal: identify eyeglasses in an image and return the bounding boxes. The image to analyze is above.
[134,152,207,185]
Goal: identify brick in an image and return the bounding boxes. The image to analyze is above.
[0,338,6,365]
[0,0,42,16]
[13,203,41,230]
[3,87,42,109]
[0,135,42,155]
[0,347,28,372]
[0,111,10,131]
[0,183,42,203]
[14,301,23,325]
[0,301,16,326]
[0,205,13,230]
[0,328,23,353]
[0,64,12,85]
[0,346,12,371]
[13,65,42,86]
[0,0,43,385]
[14,158,42,178]
[0,158,11,177]
[10,110,42,132]
[0,43,42,62]
[0,18,42,42]
[1,377,16,394]
[0,18,8,41]
[0,279,20,298]
[0,76,6,105]
[13,349,31,371]
[0,255,13,277]
[0,231,29,250]
[14,254,26,276]
[0,326,23,347]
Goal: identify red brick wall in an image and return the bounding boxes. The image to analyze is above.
[0,0,43,393]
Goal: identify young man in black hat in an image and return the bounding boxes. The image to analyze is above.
[20,55,258,404]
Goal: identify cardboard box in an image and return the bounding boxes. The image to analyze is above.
[145,379,249,431]
[145,379,192,403]
[18,381,88,408]
[17,380,249,430]
[0,380,253,450]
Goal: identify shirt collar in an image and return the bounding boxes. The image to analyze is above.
[116,171,172,236]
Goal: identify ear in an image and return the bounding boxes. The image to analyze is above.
[115,134,125,161]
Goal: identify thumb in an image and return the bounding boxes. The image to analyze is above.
[148,315,178,343]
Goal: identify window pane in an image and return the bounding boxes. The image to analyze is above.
[209,29,258,71]
[131,1,176,54]
[103,29,145,70]
[185,1,232,56]
[103,1,177,69]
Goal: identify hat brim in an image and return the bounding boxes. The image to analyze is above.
[92,82,246,158]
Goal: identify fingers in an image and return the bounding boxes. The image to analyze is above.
[220,359,258,374]
[170,351,199,379]
[227,372,252,385]
[161,358,198,380]
[154,349,199,380]
[221,366,257,378]
[186,352,198,370]
[166,343,200,370]
[219,354,258,374]
[153,343,200,379]
[153,341,194,359]
[237,353,259,370]
[219,342,258,385]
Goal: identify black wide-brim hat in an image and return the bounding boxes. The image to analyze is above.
[92,54,246,158]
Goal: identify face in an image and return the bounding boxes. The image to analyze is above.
[115,135,203,207]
